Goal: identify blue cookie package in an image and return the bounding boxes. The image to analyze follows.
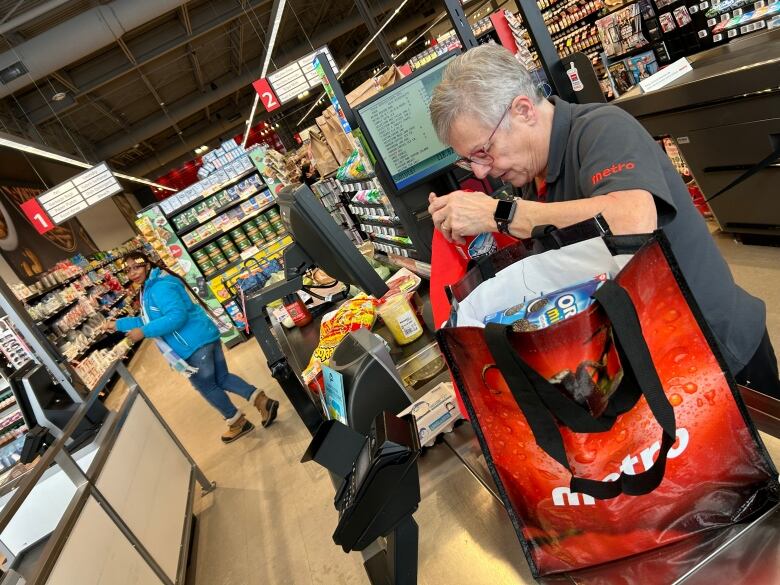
[483,274,608,331]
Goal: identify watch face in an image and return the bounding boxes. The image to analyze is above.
[495,199,515,221]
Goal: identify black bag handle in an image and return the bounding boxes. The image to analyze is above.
[486,326,642,434]
[484,280,677,499]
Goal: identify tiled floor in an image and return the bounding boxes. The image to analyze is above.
[120,223,780,585]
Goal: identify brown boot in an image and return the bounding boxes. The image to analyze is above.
[252,390,279,428]
[221,415,254,443]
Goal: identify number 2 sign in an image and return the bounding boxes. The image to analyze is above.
[252,78,280,112]
[20,199,55,235]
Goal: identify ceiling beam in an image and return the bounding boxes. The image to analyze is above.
[23,0,272,126]
[93,0,403,161]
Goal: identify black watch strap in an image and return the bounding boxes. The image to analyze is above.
[494,199,517,234]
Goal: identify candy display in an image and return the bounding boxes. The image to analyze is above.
[484,275,608,330]
[335,149,371,182]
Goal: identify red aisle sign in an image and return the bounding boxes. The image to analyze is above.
[20,199,55,235]
[252,78,281,112]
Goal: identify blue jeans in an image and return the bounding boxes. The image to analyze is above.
[185,342,256,419]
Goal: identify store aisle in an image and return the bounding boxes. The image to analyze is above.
[112,223,780,585]
[119,340,368,585]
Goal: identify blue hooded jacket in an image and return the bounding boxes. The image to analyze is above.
[116,268,220,360]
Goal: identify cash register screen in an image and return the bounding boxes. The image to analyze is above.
[355,54,459,191]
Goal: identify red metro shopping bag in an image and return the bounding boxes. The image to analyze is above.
[437,225,779,577]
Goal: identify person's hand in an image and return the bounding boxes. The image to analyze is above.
[428,191,499,244]
[127,328,145,343]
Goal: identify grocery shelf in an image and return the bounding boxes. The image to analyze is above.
[70,330,125,363]
[165,168,260,217]
[186,200,279,253]
[175,187,270,237]
[0,416,23,435]
[34,298,80,325]
[210,233,291,281]
[0,400,17,420]
[21,257,127,303]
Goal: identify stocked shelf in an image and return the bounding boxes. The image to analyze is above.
[34,297,80,325]
[22,274,82,303]
[207,234,290,281]
[0,400,17,420]
[21,255,126,304]
[164,168,259,218]
[187,200,279,253]
[175,187,269,236]
[0,426,25,449]
[70,330,125,363]
[0,413,23,435]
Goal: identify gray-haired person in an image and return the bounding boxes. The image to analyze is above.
[427,44,779,398]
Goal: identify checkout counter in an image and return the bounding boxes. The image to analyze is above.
[265,267,780,583]
[614,28,780,237]
[271,280,780,585]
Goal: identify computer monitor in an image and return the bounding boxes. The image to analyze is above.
[276,184,389,298]
[354,52,460,192]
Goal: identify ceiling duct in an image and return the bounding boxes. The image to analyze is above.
[0,0,188,98]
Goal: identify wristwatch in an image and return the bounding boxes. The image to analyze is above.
[494,198,517,234]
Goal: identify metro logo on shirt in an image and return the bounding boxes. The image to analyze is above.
[591,161,636,185]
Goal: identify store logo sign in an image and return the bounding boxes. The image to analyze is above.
[591,162,636,185]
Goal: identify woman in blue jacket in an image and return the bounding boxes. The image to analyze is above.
[108,251,279,443]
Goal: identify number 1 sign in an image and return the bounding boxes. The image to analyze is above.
[252,78,280,112]
[20,199,55,235]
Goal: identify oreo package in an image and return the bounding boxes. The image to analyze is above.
[483,274,608,330]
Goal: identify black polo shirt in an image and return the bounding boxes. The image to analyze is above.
[521,96,765,373]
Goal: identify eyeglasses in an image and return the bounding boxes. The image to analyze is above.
[457,102,512,167]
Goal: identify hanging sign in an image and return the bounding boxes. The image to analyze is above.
[36,162,123,225]
[20,198,55,235]
[252,78,281,112]
[267,45,338,105]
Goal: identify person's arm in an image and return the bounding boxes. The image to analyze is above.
[430,109,675,241]
[138,281,189,339]
[115,316,143,332]
[507,189,657,238]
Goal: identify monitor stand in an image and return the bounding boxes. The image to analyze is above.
[364,515,418,585]
[243,243,327,435]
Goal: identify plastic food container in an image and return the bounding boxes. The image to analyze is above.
[378,293,424,345]
[397,341,447,391]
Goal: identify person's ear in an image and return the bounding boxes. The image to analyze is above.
[510,95,537,126]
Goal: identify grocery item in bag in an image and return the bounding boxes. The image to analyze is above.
[484,274,607,330]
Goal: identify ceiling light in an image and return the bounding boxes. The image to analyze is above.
[260,0,286,78]
[159,102,165,106]
[52,92,67,102]
[297,0,410,127]
[396,36,408,46]
[0,135,176,192]
[242,93,260,149]
[275,123,279,128]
